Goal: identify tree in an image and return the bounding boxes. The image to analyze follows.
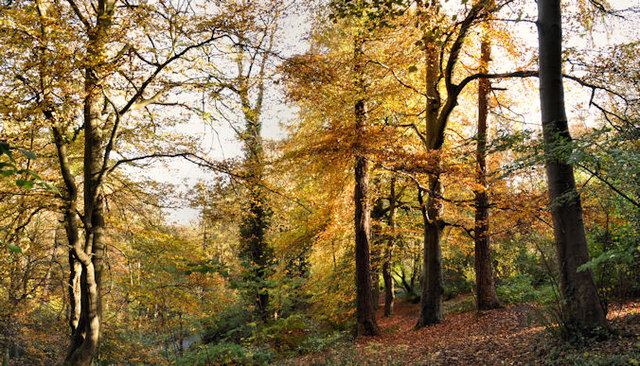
[536,0,608,334]
[412,0,486,327]
[352,29,381,336]
[280,22,386,330]
[194,0,288,320]
[379,0,536,326]
[14,0,234,362]
[328,0,530,326]
[474,9,501,310]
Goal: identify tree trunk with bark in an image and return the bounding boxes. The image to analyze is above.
[235,33,273,320]
[371,250,381,310]
[417,36,445,327]
[64,1,115,363]
[537,0,608,334]
[474,25,502,310]
[353,34,380,337]
[417,179,444,326]
[35,1,107,363]
[383,176,397,316]
[371,184,387,311]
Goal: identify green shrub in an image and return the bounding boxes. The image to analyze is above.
[255,314,351,356]
[179,342,275,365]
[497,274,555,304]
[201,306,253,344]
[442,246,474,299]
[443,266,474,299]
[257,314,310,354]
[300,330,352,354]
[585,223,640,302]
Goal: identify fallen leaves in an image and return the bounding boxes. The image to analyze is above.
[291,298,640,365]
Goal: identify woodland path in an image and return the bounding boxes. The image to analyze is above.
[295,297,640,365]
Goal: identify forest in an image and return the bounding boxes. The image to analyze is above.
[0,0,639,364]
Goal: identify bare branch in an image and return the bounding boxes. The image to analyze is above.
[66,0,91,30]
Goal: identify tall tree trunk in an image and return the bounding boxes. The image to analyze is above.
[240,174,270,318]
[236,39,272,320]
[64,1,115,363]
[240,124,270,317]
[353,34,380,337]
[417,37,444,327]
[537,0,608,334]
[412,0,490,327]
[239,132,271,318]
[36,0,83,328]
[35,1,103,363]
[474,24,501,310]
[383,176,396,316]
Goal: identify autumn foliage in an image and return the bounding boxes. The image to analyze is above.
[0,0,639,365]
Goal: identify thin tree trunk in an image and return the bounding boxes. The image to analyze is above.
[353,34,380,337]
[371,186,385,311]
[412,0,490,327]
[65,67,106,366]
[53,127,84,349]
[371,263,381,310]
[537,0,607,334]
[474,24,501,310]
[35,1,101,362]
[383,176,396,316]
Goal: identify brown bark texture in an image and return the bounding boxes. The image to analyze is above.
[353,34,380,337]
[64,1,115,363]
[474,27,502,310]
[417,37,444,327]
[537,0,608,333]
[34,0,106,363]
[417,176,445,326]
[383,176,397,316]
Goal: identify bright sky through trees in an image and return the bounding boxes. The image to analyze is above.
[158,0,639,225]
[146,5,311,224]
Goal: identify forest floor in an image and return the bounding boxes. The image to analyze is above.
[290,296,640,365]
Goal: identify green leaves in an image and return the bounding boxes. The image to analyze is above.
[15,179,35,190]
[2,241,22,253]
[183,260,228,276]
[0,143,59,193]
[18,148,37,160]
[0,142,37,161]
[329,0,408,30]
[0,162,16,177]
[577,245,639,273]
[0,142,12,157]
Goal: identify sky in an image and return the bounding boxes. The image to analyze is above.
[144,6,311,225]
